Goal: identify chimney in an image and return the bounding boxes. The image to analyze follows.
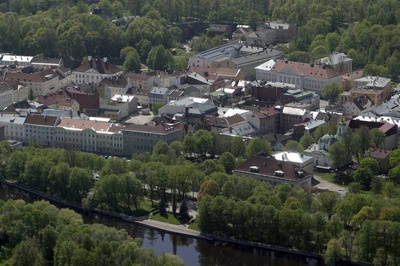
[103,57,107,63]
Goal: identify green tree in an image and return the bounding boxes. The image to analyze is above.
[284,140,303,152]
[300,133,314,149]
[12,239,45,266]
[123,50,141,73]
[245,138,272,158]
[328,142,346,169]
[230,137,246,157]
[370,128,386,148]
[321,82,342,102]
[151,103,165,115]
[219,152,236,173]
[325,238,342,266]
[68,167,93,203]
[198,180,220,201]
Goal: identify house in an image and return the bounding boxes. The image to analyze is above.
[126,72,160,92]
[293,119,326,140]
[158,71,182,88]
[0,82,15,110]
[351,76,392,105]
[66,87,100,114]
[4,68,59,97]
[159,97,217,124]
[0,54,33,67]
[100,76,131,99]
[255,59,341,93]
[207,24,232,38]
[24,114,60,146]
[36,90,80,112]
[30,54,63,69]
[56,117,124,156]
[122,121,185,156]
[54,67,74,88]
[220,121,257,138]
[233,151,312,191]
[341,95,374,117]
[184,72,225,92]
[0,114,26,142]
[167,86,201,103]
[315,52,353,74]
[128,87,149,108]
[99,94,137,120]
[73,57,122,84]
[365,149,391,174]
[203,114,245,131]
[244,107,281,134]
[149,87,170,107]
[0,80,27,102]
[254,21,297,45]
[272,151,314,175]
[284,89,320,110]
[348,119,398,150]
[189,41,284,79]
[282,102,312,132]
[232,25,253,40]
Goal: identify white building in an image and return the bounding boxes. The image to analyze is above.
[24,114,60,146]
[0,54,33,67]
[73,57,122,84]
[255,59,341,93]
[55,118,124,155]
[272,151,314,175]
[0,114,26,142]
[0,82,14,110]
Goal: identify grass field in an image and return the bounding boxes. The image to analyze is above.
[188,219,200,231]
[150,212,182,225]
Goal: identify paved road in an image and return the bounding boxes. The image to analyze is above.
[136,219,201,237]
[313,175,347,195]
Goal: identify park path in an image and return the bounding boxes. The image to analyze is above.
[136,219,201,238]
[313,175,347,195]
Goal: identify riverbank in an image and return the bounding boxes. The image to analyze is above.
[1,180,375,265]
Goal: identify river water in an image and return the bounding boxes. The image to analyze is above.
[0,185,312,266]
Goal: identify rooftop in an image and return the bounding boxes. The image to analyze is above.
[58,117,121,133]
[25,114,58,126]
[273,151,313,164]
[123,121,184,134]
[366,149,391,159]
[74,57,122,75]
[355,76,391,88]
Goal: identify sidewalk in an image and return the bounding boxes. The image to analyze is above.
[136,219,201,237]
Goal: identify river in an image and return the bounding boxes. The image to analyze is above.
[0,185,313,266]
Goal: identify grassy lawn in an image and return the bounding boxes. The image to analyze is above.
[318,172,336,183]
[151,212,182,225]
[188,219,200,231]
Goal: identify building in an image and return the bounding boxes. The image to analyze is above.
[30,54,63,69]
[255,21,297,44]
[66,87,100,114]
[341,95,374,117]
[128,87,149,108]
[351,76,392,105]
[100,76,131,99]
[282,102,312,132]
[272,151,314,175]
[73,57,122,84]
[4,69,59,97]
[0,54,33,67]
[207,24,232,38]
[56,118,124,155]
[220,121,257,138]
[233,151,312,191]
[255,59,341,93]
[203,114,245,131]
[149,87,170,106]
[36,90,80,111]
[167,86,201,103]
[232,25,253,40]
[0,82,15,110]
[189,41,284,79]
[284,89,320,110]
[365,149,391,174]
[244,107,281,134]
[24,114,60,146]
[0,80,28,102]
[0,114,26,142]
[122,121,185,156]
[99,94,137,121]
[315,52,353,74]
[126,73,160,92]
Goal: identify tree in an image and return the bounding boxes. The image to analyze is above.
[151,103,164,115]
[147,45,173,70]
[359,157,379,175]
[354,167,374,190]
[328,142,346,169]
[355,125,370,155]
[370,128,386,148]
[68,167,93,203]
[12,239,46,266]
[299,133,314,150]
[245,138,272,158]
[284,140,303,152]
[325,238,342,266]
[322,82,342,102]
[179,199,189,219]
[198,180,220,201]
[219,152,236,173]
[123,50,141,73]
[230,137,246,157]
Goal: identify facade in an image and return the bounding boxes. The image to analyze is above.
[73,57,122,84]
[55,118,124,155]
[255,59,341,93]
[282,102,312,132]
[149,87,170,106]
[5,69,59,97]
[255,21,297,44]
[36,90,80,111]
[129,88,149,108]
[0,54,33,67]
[188,66,245,82]
[99,94,137,120]
[233,151,312,191]
[244,107,281,134]
[100,76,131,99]
[127,73,160,92]
[0,114,26,142]
[30,54,62,69]
[341,95,374,117]
[122,121,185,156]
[0,82,14,110]
[24,114,59,146]
[351,76,392,105]
[315,52,353,74]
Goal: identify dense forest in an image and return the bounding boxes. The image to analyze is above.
[0,199,184,266]
[0,0,400,78]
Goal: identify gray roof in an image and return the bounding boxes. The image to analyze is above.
[42,109,89,119]
[221,121,256,136]
[231,49,284,66]
[149,87,169,95]
[0,114,26,125]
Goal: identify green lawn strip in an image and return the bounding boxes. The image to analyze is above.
[188,219,200,231]
[150,212,183,225]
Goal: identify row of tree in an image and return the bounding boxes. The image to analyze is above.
[0,199,184,266]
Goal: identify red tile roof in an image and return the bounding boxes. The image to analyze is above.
[74,58,121,75]
[67,89,99,110]
[25,114,58,126]
[37,90,78,108]
[5,69,56,83]
[123,121,184,134]
[367,149,391,159]
[272,60,340,79]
